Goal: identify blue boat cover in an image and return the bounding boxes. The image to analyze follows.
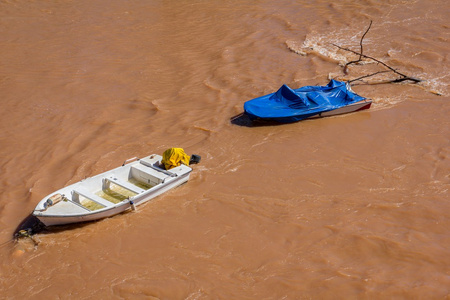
[244,80,366,123]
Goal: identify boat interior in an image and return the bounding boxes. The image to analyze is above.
[43,158,172,213]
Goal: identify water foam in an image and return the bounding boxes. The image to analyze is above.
[286,26,449,101]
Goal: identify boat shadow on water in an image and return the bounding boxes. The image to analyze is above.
[230,113,287,127]
[10,214,126,251]
[13,212,135,240]
[15,214,85,237]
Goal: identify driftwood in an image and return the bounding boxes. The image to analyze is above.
[332,21,422,85]
[342,20,372,75]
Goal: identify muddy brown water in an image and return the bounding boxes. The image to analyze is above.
[0,0,449,299]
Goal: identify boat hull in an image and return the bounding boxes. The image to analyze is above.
[305,100,372,119]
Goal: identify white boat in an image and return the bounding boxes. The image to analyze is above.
[32,154,192,226]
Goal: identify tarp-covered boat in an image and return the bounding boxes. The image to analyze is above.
[32,154,192,226]
[244,80,372,123]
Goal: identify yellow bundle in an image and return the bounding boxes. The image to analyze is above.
[161,148,190,170]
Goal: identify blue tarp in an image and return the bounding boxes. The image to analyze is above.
[244,80,366,123]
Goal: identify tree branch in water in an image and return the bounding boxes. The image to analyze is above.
[343,20,372,75]
[333,21,422,84]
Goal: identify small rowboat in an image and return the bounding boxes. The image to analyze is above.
[32,154,192,226]
[243,80,372,123]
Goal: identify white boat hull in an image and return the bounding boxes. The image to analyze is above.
[32,155,192,226]
[306,100,372,119]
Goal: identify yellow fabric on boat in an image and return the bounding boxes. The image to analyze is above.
[161,148,190,170]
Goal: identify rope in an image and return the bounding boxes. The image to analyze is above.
[0,239,14,249]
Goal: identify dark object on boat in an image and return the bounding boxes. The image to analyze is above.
[190,154,201,165]
[243,80,372,123]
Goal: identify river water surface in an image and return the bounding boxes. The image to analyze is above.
[0,0,449,299]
